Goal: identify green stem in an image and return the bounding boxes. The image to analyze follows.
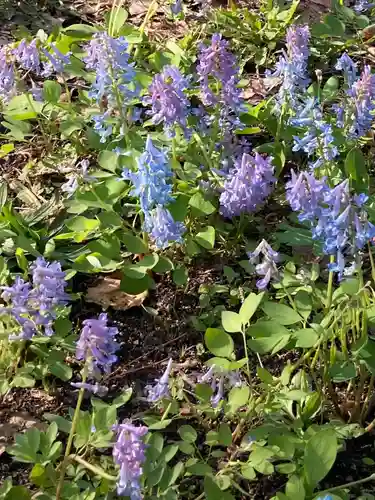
[131,0,159,58]
[69,455,117,481]
[315,473,375,496]
[368,242,375,283]
[161,402,172,421]
[241,328,252,388]
[193,132,214,169]
[55,366,88,500]
[26,93,50,149]
[326,255,335,312]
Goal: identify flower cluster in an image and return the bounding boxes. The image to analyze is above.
[354,0,375,12]
[286,170,375,277]
[248,239,279,290]
[335,53,357,87]
[13,39,41,74]
[291,98,338,169]
[145,65,190,137]
[61,159,96,196]
[197,32,244,125]
[75,313,119,377]
[41,44,71,76]
[268,25,310,113]
[146,358,173,402]
[199,365,242,407]
[0,48,15,103]
[121,136,185,248]
[219,152,276,218]
[113,421,148,500]
[1,258,68,340]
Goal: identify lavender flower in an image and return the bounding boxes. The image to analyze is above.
[13,39,41,74]
[84,33,137,108]
[146,207,185,249]
[248,240,279,290]
[146,358,173,402]
[286,171,375,277]
[41,44,70,76]
[354,0,375,12]
[31,84,43,102]
[71,382,108,397]
[0,49,15,103]
[76,313,119,376]
[171,0,183,15]
[145,65,190,136]
[197,33,243,111]
[113,421,148,500]
[199,365,242,408]
[61,159,96,195]
[92,111,113,143]
[335,53,357,87]
[349,65,375,138]
[268,25,310,113]
[220,152,275,218]
[1,259,68,340]
[121,136,173,214]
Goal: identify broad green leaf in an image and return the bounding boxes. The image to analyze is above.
[172,266,188,286]
[227,386,250,412]
[43,81,61,103]
[49,361,72,381]
[294,291,312,320]
[178,425,197,443]
[304,429,337,490]
[285,475,305,500]
[239,292,264,325]
[205,328,234,358]
[292,328,318,348]
[218,423,232,446]
[153,255,174,273]
[204,476,235,500]
[221,311,242,332]
[322,76,339,101]
[109,6,128,35]
[120,274,154,294]
[66,216,99,233]
[262,302,302,325]
[345,147,367,183]
[189,192,216,217]
[98,150,118,173]
[330,361,357,382]
[121,233,148,254]
[195,226,215,249]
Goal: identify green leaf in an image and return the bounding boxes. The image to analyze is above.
[286,475,305,500]
[189,192,216,217]
[153,256,174,273]
[0,182,8,209]
[121,233,148,254]
[227,386,250,412]
[221,311,242,332]
[66,216,99,233]
[218,423,232,446]
[195,226,215,249]
[4,486,32,500]
[120,274,154,294]
[262,302,302,325]
[172,266,188,286]
[294,291,312,320]
[43,414,71,434]
[324,14,346,36]
[98,150,119,173]
[108,6,128,35]
[178,425,197,443]
[49,361,72,381]
[292,328,318,348]
[322,76,339,101]
[241,464,256,480]
[239,292,264,326]
[205,328,234,357]
[204,476,235,500]
[43,81,61,103]
[330,361,357,382]
[187,462,213,476]
[345,147,367,183]
[304,429,337,490]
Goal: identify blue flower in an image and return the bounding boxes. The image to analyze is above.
[13,39,41,74]
[335,53,357,87]
[354,0,375,12]
[146,206,185,249]
[248,240,279,290]
[146,358,173,402]
[41,44,70,76]
[0,48,15,103]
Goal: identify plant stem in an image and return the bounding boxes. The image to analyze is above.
[241,328,252,387]
[326,255,335,312]
[69,455,117,481]
[316,473,375,496]
[368,242,375,283]
[361,374,375,424]
[131,0,159,58]
[55,366,88,500]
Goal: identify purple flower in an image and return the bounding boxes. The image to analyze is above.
[0,48,15,103]
[31,84,43,102]
[268,25,310,113]
[146,358,173,402]
[61,159,96,195]
[92,111,113,143]
[171,0,183,15]
[354,0,375,12]
[71,382,108,397]
[84,33,137,108]
[41,44,70,76]
[335,53,357,87]
[197,33,243,111]
[248,240,279,290]
[146,206,185,249]
[199,365,242,408]
[1,276,30,310]
[76,313,119,376]
[121,136,173,214]
[349,65,375,138]
[13,39,41,74]
[220,152,275,218]
[113,421,148,500]
[146,65,190,136]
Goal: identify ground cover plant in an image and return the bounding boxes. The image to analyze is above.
[3,0,375,498]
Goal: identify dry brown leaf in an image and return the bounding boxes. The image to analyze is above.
[86,277,147,310]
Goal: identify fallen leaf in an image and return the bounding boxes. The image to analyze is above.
[86,277,147,310]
